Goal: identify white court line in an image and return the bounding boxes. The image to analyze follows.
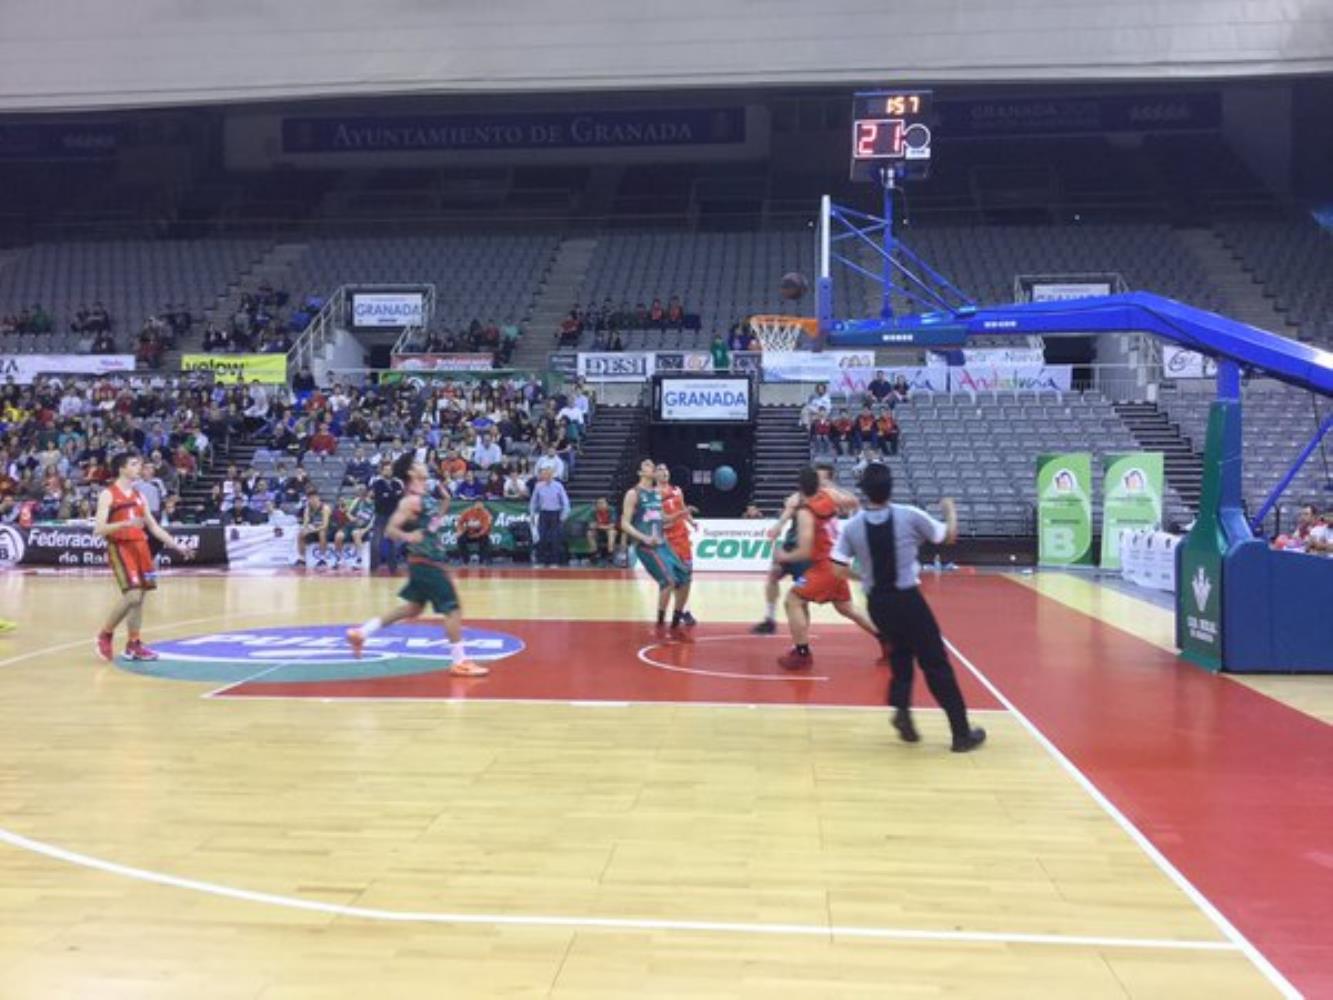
[943,637,1300,1000]
[202,664,289,699]
[637,633,830,682]
[205,692,1005,714]
[0,824,1236,953]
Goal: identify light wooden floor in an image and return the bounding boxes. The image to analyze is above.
[0,572,1284,998]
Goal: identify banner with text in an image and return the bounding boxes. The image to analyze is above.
[391,353,495,372]
[0,523,226,569]
[949,364,1073,394]
[350,290,425,329]
[0,353,136,385]
[1100,452,1165,570]
[1030,283,1111,303]
[577,352,653,382]
[1037,453,1094,566]
[658,377,751,422]
[182,353,288,384]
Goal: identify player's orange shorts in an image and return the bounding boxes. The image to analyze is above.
[107,539,157,593]
[792,560,851,605]
[667,533,692,565]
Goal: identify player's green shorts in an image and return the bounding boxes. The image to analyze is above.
[399,560,461,614]
[635,543,691,588]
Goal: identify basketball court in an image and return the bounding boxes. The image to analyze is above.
[0,566,1327,998]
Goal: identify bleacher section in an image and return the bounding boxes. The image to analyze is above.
[1159,384,1333,525]
[288,235,557,331]
[0,239,269,350]
[815,390,1192,536]
[1217,219,1333,345]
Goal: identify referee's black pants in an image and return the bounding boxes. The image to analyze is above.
[868,587,972,743]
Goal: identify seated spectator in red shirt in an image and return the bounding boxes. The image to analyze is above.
[875,410,900,455]
[851,408,878,452]
[173,445,197,480]
[308,422,338,458]
[556,314,580,347]
[667,296,685,329]
[831,409,854,456]
[649,298,665,329]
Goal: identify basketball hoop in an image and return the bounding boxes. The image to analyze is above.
[748,315,820,352]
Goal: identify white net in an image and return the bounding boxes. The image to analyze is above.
[748,315,819,352]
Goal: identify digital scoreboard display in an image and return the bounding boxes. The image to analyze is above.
[851,90,933,182]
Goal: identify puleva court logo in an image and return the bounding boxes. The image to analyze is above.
[153,624,525,667]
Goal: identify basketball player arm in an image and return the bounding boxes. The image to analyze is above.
[831,526,856,581]
[142,506,192,557]
[776,509,814,564]
[939,498,958,545]
[386,496,424,545]
[765,493,799,541]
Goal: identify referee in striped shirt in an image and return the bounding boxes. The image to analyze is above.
[832,463,986,753]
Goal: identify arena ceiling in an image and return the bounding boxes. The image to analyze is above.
[1,0,1331,112]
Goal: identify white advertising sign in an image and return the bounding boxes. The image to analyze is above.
[350,291,425,328]
[834,365,948,396]
[956,347,1047,366]
[1031,282,1111,302]
[1120,528,1181,592]
[659,378,750,421]
[577,352,652,382]
[760,350,875,384]
[690,520,778,572]
[1162,345,1217,380]
[0,354,136,385]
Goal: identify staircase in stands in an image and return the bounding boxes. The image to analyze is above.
[178,438,259,520]
[565,405,647,506]
[1113,401,1204,512]
[751,405,806,515]
[511,236,598,371]
[1176,228,1295,337]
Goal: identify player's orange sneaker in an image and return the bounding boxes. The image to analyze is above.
[449,660,489,677]
[95,632,114,663]
[345,628,365,659]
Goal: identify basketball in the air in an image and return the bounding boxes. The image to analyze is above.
[712,465,739,491]
[778,272,809,301]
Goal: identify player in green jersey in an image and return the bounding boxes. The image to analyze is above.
[621,457,691,632]
[346,454,487,676]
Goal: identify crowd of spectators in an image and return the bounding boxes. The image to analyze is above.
[556,297,695,348]
[0,305,56,337]
[0,374,219,526]
[397,317,524,368]
[212,374,592,534]
[202,285,303,355]
[803,372,912,460]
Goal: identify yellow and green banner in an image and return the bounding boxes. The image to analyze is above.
[1037,452,1093,566]
[182,353,288,384]
[1100,452,1164,570]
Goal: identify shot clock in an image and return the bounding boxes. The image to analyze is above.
[851,90,933,182]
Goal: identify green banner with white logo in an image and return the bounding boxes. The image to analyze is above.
[1178,404,1233,671]
[1037,453,1093,566]
[1100,452,1164,570]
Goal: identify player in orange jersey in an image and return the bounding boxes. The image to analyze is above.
[655,463,698,628]
[774,465,882,670]
[93,451,193,663]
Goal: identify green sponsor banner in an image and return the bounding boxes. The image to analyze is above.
[1100,452,1164,570]
[433,500,597,555]
[1037,453,1093,566]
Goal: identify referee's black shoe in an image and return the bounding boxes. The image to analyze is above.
[951,728,987,753]
[891,709,920,743]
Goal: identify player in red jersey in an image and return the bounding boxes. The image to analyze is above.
[655,463,697,628]
[774,466,882,670]
[94,451,193,662]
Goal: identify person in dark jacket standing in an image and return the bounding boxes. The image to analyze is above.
[369,460,405,572]
[831,463,986,753]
